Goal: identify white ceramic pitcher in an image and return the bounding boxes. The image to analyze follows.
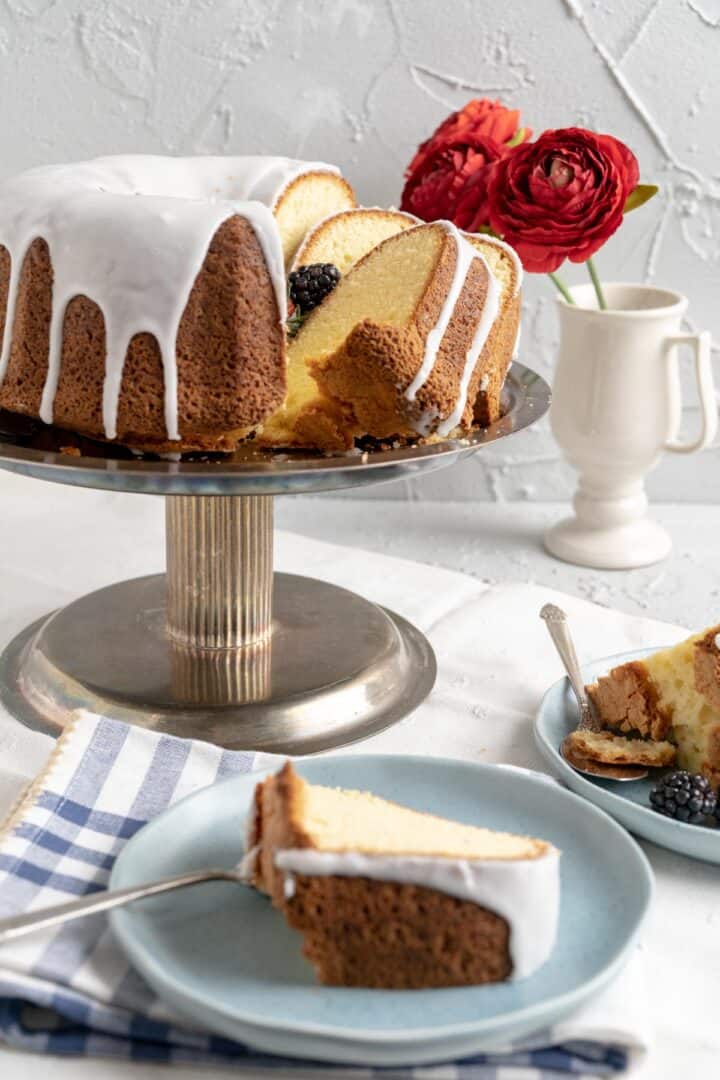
[545,283,717,570]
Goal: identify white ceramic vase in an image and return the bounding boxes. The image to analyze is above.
[545,282,717,570]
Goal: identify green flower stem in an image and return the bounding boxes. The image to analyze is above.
[586,256,607,310]
[548,272,575,304]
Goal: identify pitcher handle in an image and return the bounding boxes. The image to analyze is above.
[663,331,718,454]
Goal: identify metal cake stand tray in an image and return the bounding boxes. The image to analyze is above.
[0,363,550,755]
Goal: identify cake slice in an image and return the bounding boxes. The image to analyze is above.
[588,626,720,785]
[465,234,522,427]
[260,221,520,450]
[292,207,417,275]
[247,762,560,988]
[272,169,356,267]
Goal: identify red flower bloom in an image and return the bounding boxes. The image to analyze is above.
[406,98,526,180]
[486,127,639,273]
[401,98,530,225]
[401,133,506,224]
[453,163,497,232]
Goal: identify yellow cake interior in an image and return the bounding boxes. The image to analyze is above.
[275,173,356,266]
[294,773,548,860]
[641,633,720,777]
[293,208,417,275]
[261,224,445,446]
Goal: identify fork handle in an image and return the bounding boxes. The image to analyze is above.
[0,867,241,946]
[540,604,593,724]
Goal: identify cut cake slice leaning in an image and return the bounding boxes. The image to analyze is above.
[247,762,560,989]
[259,221,520,450]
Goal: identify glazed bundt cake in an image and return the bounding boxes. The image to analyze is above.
[261,220,521,450]
[0,155,355,451]
[0,155,523,454]
[248,763,560,988]
[293,207,417,275]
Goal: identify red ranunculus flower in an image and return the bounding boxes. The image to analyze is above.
[486,127,639,273]
[453,162,497,232]
[405,98,526,184]
[402,100,529,224]
[400,132,506,224]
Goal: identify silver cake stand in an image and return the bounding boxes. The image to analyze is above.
[0,363,549,755]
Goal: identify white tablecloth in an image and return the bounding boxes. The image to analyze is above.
[0,473,717,1078]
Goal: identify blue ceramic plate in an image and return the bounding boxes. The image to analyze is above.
[535,648,720,865]
[110,755,652,1066]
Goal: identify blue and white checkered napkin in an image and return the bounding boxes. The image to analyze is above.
[0,713,648,1076]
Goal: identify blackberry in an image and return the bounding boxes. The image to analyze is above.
[649,770,717,825]
[288,263,340,315]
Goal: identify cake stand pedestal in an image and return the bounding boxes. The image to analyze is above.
[0,363,549,754]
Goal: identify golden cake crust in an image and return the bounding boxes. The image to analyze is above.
[586,660,673,741]
[0,217,286,453]
[694,627,720,712]
[287,875,511,989]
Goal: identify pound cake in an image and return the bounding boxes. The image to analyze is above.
[587,626,720,785]
[0,155,355,452]
[0,154,523,454]
[261,220,521,450]
[247,762,560,988]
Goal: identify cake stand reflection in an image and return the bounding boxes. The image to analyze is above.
[0,362,550,754]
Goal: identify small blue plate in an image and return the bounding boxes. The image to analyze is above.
[535,648,720,865]
[110,755,652,1066]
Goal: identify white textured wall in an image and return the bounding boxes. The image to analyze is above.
[1,0,718,501]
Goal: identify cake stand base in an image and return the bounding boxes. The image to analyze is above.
[0,573,435,755]
[0,368,550,754]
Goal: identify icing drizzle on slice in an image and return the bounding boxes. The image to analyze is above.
[404,220,504,437]
[436,252,501,437]
[404,221,481,405]
[274,846,560,981]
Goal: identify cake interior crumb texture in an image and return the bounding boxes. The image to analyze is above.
[296,774,548,859]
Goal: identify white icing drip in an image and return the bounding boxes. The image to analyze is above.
[714,633,720,650]
[275,847,560,981]
[479,373,490,392]
[512,322,522,360]
[0,155,336,441]
[414,406,440,438]
[436,252,501,437]
[236,844,260,882]
[404,220,481,404]
[283,873,296,900]
[464,231,524,296]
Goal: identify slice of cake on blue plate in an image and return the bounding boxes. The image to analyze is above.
[247,762,560,989]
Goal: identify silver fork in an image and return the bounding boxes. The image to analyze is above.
[540,603,648,781]
[0,866,250,946]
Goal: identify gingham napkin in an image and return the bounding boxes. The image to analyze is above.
[0,712,649,1077]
